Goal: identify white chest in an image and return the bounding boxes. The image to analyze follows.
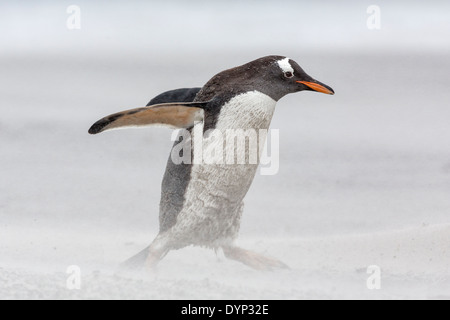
[184,90,277,205]
[214,91,277,130]
[174,91,277,244]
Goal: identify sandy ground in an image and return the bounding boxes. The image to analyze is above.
[1,224,450,300]
[1,1,450,300]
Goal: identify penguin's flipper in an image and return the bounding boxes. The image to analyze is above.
[88,101,209,135]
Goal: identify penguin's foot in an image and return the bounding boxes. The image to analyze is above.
[222,246,289,271]
[145,249,163,270]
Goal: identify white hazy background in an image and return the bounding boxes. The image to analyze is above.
[1,0,450,299]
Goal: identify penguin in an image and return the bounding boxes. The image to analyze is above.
[89,55,334,270]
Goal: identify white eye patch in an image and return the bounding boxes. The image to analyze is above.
[277,57,294,75]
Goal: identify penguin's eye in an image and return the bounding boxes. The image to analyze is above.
[284,71,294,78]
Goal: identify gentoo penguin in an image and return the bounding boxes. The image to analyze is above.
[89,56,334,270]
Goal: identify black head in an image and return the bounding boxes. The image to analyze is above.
[197,55,334,102]
[256,55,334,101]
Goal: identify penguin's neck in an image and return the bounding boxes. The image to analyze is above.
[213,91,277,131]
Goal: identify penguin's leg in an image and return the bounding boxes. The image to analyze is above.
[144,234,171,269]
[120,233,171,271]
[222,245,289,271]
[119,245,151,270]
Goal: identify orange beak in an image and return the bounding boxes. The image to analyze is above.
[296,81,334,95]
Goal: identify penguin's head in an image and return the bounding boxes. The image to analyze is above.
[189,55,335,102]
[222,56,334,101]
[258,56,334,100]
[277,57,334,95]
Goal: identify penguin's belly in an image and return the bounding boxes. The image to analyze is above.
[168,91,277,247]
